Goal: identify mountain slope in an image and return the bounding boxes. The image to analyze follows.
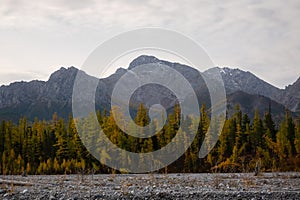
[204,67,300,113]
[0,80,45,121]
[204,67,282,101]
[227,91,289,122]
[281,77,300,113]
[0,55,298,122]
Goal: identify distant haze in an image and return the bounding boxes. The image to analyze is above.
[0,0,299,88]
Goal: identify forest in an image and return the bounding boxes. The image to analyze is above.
[0,104,299,175]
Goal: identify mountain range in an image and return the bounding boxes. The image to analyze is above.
[0,55,299,123]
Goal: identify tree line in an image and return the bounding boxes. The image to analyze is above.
[0,104,299,175]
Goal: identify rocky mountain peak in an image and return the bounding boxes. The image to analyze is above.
[128,55,160,70]
[48,66,78,81]
[115,67,127,75]
[0,57,299,122]
[220,67,246,75]
[205,66,282,99]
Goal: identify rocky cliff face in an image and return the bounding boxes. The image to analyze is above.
[203,67,300,113]
[0,55,298,122]
[0,67,79,121]
[204,67,282,102]
[0,80,45,121]
[0,80,45,108]
[281,77,300,113]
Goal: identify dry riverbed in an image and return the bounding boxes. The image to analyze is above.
[0,173,300,199]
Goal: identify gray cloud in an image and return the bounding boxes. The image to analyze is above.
[0,0,299,88]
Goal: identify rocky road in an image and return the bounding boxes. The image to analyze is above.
[0,173,300,199]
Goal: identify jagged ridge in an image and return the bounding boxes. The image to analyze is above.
[0,55,298,122]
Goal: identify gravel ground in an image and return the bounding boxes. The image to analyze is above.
[0,173,300,199]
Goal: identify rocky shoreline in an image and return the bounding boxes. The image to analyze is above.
[0,173,299,199]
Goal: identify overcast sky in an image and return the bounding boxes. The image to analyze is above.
[0,0,299,88]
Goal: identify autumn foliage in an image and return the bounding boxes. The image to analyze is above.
[0,104,299,175]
